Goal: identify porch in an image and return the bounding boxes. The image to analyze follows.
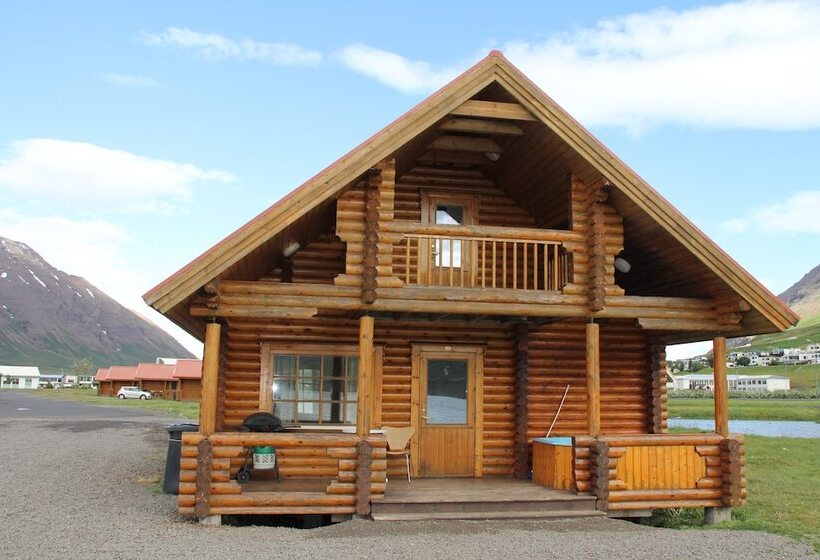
[371,477,600,521]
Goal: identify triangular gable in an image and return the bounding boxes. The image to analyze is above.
[143,51,797,333]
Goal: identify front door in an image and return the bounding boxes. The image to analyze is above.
[411,345,483,477]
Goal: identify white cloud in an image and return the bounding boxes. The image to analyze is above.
[0,139,236,212]
[339,44,472,95]
[143,27,322,66]
[667,341,712,361]
[723,190,820,234]
[0,210,202,357]
[341,1,820,131]
[101,73,159,88]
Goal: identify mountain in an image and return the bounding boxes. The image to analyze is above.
[729,263,820,351]
[0,236,194,369]
[778,264,820,325]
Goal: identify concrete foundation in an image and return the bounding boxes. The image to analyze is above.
[199,514,222,526]
[704,506,731,525]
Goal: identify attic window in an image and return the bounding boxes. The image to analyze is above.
[436,205,465,225]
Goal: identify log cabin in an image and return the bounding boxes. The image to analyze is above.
[143,51,798,525]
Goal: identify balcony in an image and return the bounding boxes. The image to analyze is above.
[388,223,576,292]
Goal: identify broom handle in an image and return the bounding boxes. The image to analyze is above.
[546,384,571,438]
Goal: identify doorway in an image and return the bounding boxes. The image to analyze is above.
[411,344,484,477]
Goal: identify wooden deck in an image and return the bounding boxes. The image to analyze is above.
[371,477,602,521]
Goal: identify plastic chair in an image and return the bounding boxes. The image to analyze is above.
[382,426,415,482]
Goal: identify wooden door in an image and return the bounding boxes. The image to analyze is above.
[411,345,483,477]
[419,192,477,286]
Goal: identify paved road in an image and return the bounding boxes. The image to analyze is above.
[0,391,816,560]
[0,390,170,420]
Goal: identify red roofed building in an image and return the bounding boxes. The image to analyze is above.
[100,365,138,397]
[135,363,177,399]
[172,359,202,401]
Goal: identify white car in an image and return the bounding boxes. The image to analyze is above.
[117,386,152,400]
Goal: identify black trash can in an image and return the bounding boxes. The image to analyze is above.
[163,423,199,494]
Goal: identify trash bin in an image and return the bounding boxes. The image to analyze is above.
[163,423,199,494]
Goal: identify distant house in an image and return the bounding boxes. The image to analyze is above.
[135,363,177,399]
[172,359,202,401]
[672,373,790,392]
[39,374,63,387]
[93,368,110,392]
[0,365,41,389]
[99,366,139,397]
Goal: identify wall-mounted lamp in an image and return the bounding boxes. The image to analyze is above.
[484,152,501,162]
[282,241,301,258]
[614,257,631,273]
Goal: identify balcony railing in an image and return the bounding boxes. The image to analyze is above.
[389,223,574,291]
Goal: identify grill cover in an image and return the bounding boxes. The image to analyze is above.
[240,412,285,432]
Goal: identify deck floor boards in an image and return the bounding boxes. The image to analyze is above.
[381,477,591,504]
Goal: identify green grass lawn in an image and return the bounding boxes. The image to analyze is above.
[20,387,199,419]
[651,433,820,553]
[668,398,820,422]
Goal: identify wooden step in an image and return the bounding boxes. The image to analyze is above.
[372,509,606,521]
[372,497,597,515]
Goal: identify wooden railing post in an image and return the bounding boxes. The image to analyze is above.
[200,321,221,437]
[357,315,375,437]
[586,322,601,436]
[513,321,529,478]
[713,336,729,436]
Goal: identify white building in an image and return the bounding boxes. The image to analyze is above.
[671,373,790,392]
[0,365,41,389]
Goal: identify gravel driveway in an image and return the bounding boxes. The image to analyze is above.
[0,391,815,560]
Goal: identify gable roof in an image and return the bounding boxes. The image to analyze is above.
[94,368,109,382]
[0,365,40,377]
[143,51,798,336]
[134,363,176,381]
[173,359,202,379]
[106,366,138,381]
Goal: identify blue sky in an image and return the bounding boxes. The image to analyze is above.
[1,1,818,359]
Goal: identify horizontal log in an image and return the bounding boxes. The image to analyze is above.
[450,100,538,121]
[638,318,741,332]
[207,506,356,515]
[608,499,722,510]
[384,221,583,243]
[208,432,363,447]
[608,489,722,502]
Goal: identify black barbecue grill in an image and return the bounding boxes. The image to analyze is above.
[239,412,286,433]
[236,412,285,483]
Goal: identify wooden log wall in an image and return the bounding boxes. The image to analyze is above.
[265,233,345,285]
[567,175,624,303]
[335,160,400,291]
[527,319,654,439]
[178,432,387,516]
[720,436,747,507]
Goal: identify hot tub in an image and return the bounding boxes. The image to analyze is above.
[531,436,574,490]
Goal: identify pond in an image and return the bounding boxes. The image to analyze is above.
[667,418,820,438]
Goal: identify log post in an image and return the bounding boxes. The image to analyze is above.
[713,336,728,436]
[649,342,668,434]
[586,322,601,436]
[586,185,609,312]
[355,440,373,515]
[200,321,221,437]
[513,321,529,478]
[356,315,375,437]
[194,437,213,519]
[362,170,380,303]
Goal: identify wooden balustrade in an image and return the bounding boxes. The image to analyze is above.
[394,231,571,291]
[572,433,746,511]
[178,431,387,516]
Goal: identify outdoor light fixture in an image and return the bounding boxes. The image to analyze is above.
[614,257,632,273]
[282,241,301,257]
[484,152,501,162]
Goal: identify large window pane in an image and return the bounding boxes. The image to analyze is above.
[426,359,468,425]
[272,377,296,400]
[274,401,296,423]
[275,355,297,376]
[271,352,358,426]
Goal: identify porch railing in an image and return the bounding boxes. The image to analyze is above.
[390,224,573,291]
